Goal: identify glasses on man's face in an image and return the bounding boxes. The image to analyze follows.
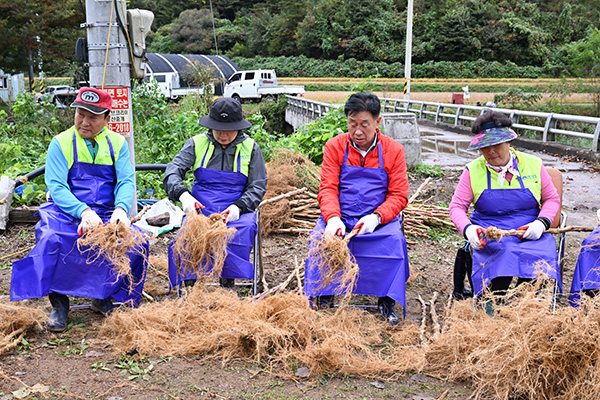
[348,123,372,131]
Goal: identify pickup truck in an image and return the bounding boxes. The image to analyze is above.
[223,69,304,102]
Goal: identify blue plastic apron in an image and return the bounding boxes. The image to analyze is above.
[470,161,559,296]
[569,227,600,306]
[168,147,257,289]
[305,140,410,312]
[11,132,148,306]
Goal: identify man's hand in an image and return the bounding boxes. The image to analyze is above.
[110,207,130,227]
[518,219,546,240]
[353,214,380,235]
[179,192,204,214]
[222,204,240,224]
[465,224,486,250]
[324,216,346,237]
[77,208,103,236]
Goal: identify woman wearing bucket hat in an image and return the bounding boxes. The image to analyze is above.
[11,87,149,332]
[164,97,267,291]
[448,110,561,307]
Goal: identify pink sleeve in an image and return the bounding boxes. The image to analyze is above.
[449,168,474,235]
[538,166,560,224]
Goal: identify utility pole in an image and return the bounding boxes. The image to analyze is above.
[404,0,414,101]
[85,0,137,215]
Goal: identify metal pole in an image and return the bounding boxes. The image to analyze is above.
[209,0,219,55]
[404,0,413,101]
[85,0,137,215]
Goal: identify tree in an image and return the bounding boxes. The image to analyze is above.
[0,0,82,76]
[169,9,218,54]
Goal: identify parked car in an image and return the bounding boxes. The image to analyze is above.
[223,70,304,103]
[37,85,78,107]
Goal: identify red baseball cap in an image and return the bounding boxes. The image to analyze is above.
[70,87,113,114]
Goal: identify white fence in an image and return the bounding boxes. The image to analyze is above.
[286,96,600,152]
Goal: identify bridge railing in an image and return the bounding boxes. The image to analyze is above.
[287,96,600,152]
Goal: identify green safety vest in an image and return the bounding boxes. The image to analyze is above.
[467,150,543,206]
[54,126,125,168]
[192,134,254,177]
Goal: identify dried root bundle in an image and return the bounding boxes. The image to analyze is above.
[308,233,359,303]
[172,213,236,281]
[100,289,423,378]
[0,304,44,354]
[424,282,600,400]
[77,222,147,292]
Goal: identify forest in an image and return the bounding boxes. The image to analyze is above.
[1,0,599,78]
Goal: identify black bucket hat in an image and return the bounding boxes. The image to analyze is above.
[199,97,252,131]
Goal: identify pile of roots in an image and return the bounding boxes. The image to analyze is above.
[0,304,43,354]
[172,213,236,281]
[100,288,423,378]
[260,149,321,235]
[307,232,359,302]
[424,283,600,400]
[77,222,147,292]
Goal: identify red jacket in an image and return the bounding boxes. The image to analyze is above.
[318,131,409,225]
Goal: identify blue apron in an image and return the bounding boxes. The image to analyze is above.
[168,146,257,289]
[11,132,148,306]
[470,161,560,296]
[305,140,410,313]
[569,227,600,306]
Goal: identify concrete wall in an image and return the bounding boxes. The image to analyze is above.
[381,113,422,168]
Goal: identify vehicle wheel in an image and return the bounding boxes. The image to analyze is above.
[232,94,242,104]
[264,94,277,102]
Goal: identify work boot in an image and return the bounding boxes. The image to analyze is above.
[47,293,70,332]
[219,277,236,290]
[452,287,473,300]
[90,298,115,316]
[314,295,334,310]
[378,296,400,326]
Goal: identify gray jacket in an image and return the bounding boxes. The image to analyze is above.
[163,130,267,213]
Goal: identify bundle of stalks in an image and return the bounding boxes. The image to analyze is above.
[78,222,147,292]
[424,282,600,400]
[260,149,321,235]
[100,288,424,378]
[0,304,44,354]
[307,230,359,304]
[172,213,236,281]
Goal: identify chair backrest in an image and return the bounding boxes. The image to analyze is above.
[545,167,563,229]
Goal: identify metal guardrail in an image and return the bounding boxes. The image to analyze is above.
[287,96,600,152]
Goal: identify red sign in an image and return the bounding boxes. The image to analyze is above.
[105,87,131,136]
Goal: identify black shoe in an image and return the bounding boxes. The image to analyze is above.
[314,295,334,310]
[452,288,474,300]
[91,298,115,316]
[378,296,400,326]
[219,278,235,290]
[47,293,69,332]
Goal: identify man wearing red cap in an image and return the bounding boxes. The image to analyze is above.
[11,87,148,332]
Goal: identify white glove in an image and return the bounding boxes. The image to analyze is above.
[324,216,346,237]
[110,207,130,227]
[596,209,600,225]
[179,192,204,214]
[78,208,103,236]
[222,204,240,224]
[354,214,380,235]
[465,224,486,250]
[518,219,546,240]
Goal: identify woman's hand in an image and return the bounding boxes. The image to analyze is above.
[518,219,546,240]
[465,225,486,250]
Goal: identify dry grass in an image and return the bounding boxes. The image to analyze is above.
[99,287,423,378]
[77,222,148,293]
[172,213,236,282]
[0,304,44,354]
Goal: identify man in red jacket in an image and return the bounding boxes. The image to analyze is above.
[304,92,410,325]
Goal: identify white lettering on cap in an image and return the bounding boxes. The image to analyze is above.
[81,90,100,103]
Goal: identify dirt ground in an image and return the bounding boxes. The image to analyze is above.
[1,159,597,399]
